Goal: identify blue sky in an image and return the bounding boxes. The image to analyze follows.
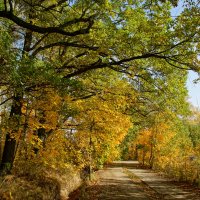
[187,71,200,108]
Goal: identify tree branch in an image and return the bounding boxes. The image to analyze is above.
[29,33,49,51]
[0,90,9,97]
[57,51,88,72]
[0,96,13,106]
[156,32,198,55]
[63,58,103,78]
[63,48,196,79]
[4,0,7,11]
[43,0,67,11]
[165,59,190,70]
[32,41,98,56]
[8,0,13,12]
[61,53,165,78]
[0,11,94,36]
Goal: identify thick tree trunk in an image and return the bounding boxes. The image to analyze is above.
[0,95,23,173]
[0,135,17,172]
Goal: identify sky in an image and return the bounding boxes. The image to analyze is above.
[187,71,200,108]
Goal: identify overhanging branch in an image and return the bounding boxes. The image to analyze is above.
[0,11,94,36]
[32,41,98,56]
[63,49,197,79]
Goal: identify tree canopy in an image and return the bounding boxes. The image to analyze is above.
[0,0,199,190]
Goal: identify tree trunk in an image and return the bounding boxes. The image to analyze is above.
[0,95,23,173]
[149,140,154,168]
[0,14,33,173]
[142,149,145,165]
[135,145,138,160]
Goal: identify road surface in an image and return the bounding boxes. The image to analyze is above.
[69,161,200,200]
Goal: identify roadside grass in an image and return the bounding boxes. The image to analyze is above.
[0,167,81,200]
[68,172,100,200]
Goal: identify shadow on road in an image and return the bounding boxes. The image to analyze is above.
[69,161,200,200]
[84,184,150,200]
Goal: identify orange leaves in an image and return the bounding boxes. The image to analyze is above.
[71,94,132,165]
[129,115,177,167]
[12,70,135,172]
[62,71,134,167]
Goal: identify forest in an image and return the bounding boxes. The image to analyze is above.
[0,0,199,199]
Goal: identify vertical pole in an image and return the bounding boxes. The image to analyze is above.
[89,119,94,180]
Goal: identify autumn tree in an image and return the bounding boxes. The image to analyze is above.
[63,69,133,170]
[0,0,199,173]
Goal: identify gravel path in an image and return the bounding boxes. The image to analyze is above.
[95,164,150,200]
[69,161,200,200]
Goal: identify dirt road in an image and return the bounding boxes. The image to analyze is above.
[94,161,150,200]
[81,161,200,200]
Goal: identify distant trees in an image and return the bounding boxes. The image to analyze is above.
[120,106,200,184]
